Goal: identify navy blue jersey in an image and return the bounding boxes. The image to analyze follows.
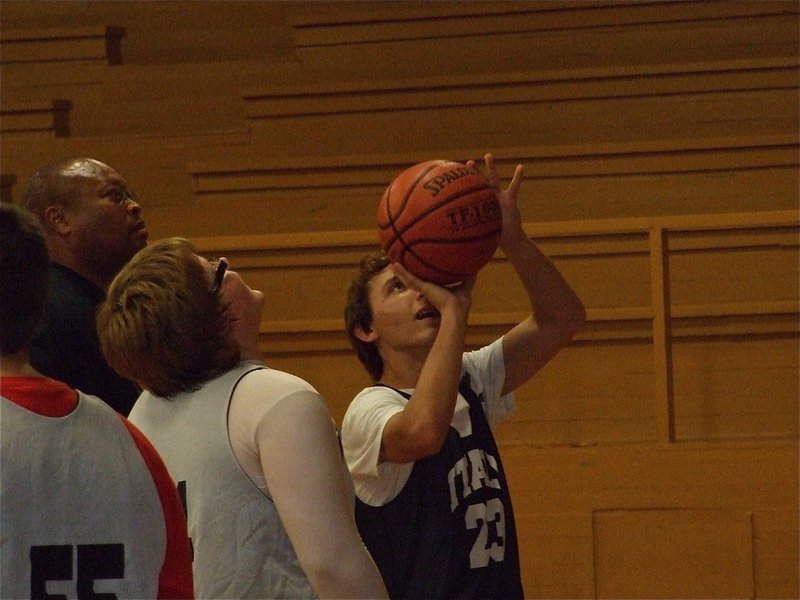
[355,374,523,599]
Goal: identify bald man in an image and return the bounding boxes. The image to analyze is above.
[23,158,148,415]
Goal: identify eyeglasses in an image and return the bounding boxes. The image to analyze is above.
[212,258,228,291]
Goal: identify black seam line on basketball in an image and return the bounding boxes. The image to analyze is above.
[382,162,448,253]
[377,180,395,231]
[383,184,496,248]
[399,246,472,279]
[383,161,446,237]
[404,228,501,246]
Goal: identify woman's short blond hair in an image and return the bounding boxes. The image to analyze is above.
[97,237,240,397]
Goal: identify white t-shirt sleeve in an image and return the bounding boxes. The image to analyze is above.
[462,336,516,426]
[341,386,413,506]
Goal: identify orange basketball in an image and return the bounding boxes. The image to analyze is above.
[377,159,501,285]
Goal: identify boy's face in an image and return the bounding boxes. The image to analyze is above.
[364,265,441,353]
[199,255,265,350]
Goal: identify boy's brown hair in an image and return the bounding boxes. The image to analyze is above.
[344,251,390,381]
[0,204,50,355]
[97,237,240,397]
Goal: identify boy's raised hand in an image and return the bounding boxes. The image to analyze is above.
[391,261,475,318]
[467,152,526,247]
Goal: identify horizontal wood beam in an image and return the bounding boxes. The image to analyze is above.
[243,57,799,119]
[0,25,124,65]
[0,99,73,137]
[190,209,799,255]
[288,1,795,46]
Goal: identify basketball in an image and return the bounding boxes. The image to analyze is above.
[377,159,501,285]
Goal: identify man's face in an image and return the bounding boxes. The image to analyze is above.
[365,265,441,353]
[65,160,148,280]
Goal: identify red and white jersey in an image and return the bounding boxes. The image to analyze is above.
[0,376,193,599]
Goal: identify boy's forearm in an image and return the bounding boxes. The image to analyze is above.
[409,312,466,429]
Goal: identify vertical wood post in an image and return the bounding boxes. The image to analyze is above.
[650,226,675,442]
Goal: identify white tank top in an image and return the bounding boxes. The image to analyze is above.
[129,363,315,599]
[1,392,166,599]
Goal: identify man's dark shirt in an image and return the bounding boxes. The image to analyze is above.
[29,263,139,415]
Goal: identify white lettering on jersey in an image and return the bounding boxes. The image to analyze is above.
[465,499,506,568]
[447,448,501,511]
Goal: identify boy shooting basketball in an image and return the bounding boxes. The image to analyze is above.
[342,153,586,599]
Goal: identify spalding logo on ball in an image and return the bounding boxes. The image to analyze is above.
[377,159,501,285]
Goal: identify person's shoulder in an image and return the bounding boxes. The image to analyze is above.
[344,385,405,420]
[76,390,125,417]
[235,365,321,408]
[462,338,503,371]
[42,265,99,318]
[247,365,317,391]
[75,392,150,444]
[49,264,100,296]
[350,384,389,404]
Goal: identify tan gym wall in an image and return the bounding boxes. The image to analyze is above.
[1,1,797,597]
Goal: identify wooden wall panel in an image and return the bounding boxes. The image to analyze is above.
[0,2,295,65]
[289,2,798,76]
[288,0,786,30]
[500,443,798,598]
[476,249,651,315]
[501,443,799,513]
[65,60,301,137]
[0,3,298,138]
[519,513,594,598]
[0,25,122,64]
[669,237,799,306]
[0,25,119,97]
[243,89,798,156]
[673,336,799,441]
[0,1,797,597]
[0,59,109,89]
[243,60,798,116]
[593,509,754,598]
[183,140,798,238]
[0,99,73,138]
[754,509,800,598]
[499,342,658,445]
